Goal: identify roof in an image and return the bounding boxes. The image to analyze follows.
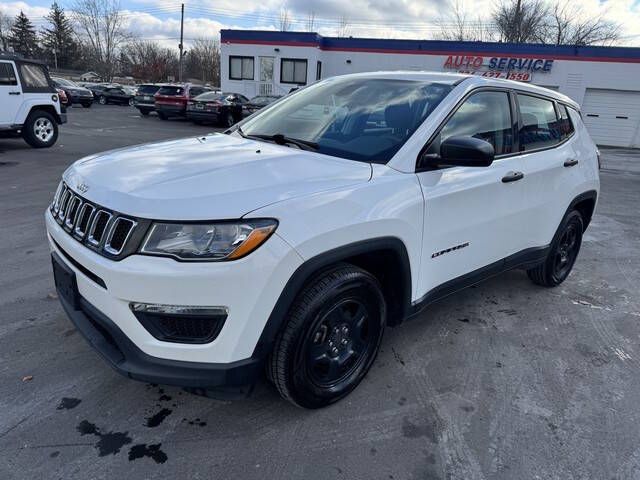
[221,30,640,64]
[0,52,47,65]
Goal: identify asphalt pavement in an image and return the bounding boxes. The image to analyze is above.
[1,104,639,479]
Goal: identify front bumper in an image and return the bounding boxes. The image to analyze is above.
[53,255,262,390]
[45,210,303,382]
[58,112,67,124]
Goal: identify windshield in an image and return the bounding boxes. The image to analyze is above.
[53,77,76,87]
[241,77,454,163]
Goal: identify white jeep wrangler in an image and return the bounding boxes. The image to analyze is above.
[0,54,66,148]
[46,72,599,408]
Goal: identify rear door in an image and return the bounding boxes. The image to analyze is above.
[416,89,528,295]
[516,94,579,247]
[0,61,22,126]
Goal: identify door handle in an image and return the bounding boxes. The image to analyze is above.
[564,159,579,167]
[9,91,21,95]
[502,171,524,183]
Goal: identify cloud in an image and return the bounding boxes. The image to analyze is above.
[1,0,638,46]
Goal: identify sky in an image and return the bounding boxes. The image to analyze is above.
[1,0,639,49]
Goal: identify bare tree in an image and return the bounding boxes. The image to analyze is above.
[278,8,291,32]
[337,15,350,37]
[184,38,221,85]
[493,0,549,43]
[306,11,316,32]
[0,12,13,51]
[122,40,178,82]
[72,0,129,80]
[539,0,620,45]
[436,0,495,42]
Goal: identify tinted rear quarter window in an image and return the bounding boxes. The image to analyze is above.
[19,63,49,88]
[557,104,575,140]
[518,94,562,150]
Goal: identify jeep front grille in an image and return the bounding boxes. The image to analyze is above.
[50,182,145,260]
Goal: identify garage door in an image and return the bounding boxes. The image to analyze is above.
[581,89,640,148]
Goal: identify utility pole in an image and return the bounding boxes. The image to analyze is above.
[178,3,184,82]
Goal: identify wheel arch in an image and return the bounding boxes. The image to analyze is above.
[27,105,62,124]
[570,190,597,231]
[252,237,412,359]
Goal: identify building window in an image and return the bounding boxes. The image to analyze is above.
[229,56,254,80]
[281,58,307,85]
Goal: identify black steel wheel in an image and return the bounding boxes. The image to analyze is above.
[269,264,386,409]
[527,210,584,287]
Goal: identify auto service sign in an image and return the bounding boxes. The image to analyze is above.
[443,55,554,82]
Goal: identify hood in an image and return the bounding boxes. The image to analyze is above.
[63,133,372,220]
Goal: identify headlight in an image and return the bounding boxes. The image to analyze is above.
[139,219,278,261]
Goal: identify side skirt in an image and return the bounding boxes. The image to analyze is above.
[407,245,549,318]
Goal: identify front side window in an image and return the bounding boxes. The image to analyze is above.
[230,56,254,80]
[281,59,307,85]
[241,77,454,163]
[518,94,561,150]
[0,62,17,86]
[435,91,514,156]
[19,63,49,88]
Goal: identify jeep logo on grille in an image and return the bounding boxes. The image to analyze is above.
[77,182,89,193]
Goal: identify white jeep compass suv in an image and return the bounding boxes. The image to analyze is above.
[46,72,599,408]
[0,54,66,148]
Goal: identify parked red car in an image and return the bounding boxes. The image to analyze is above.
[154,84,212,120]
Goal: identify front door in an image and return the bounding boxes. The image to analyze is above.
[259,57,274,95]
[0,61,21,126]
[416,89,528,297]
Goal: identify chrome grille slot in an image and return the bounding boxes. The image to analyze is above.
[50,182,140,259]
[64,197,83,229]
[87,210,112,246]
[57,189,72,222]
[105,218,137,255]
[74,204,95,238]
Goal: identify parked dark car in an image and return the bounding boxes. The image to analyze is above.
[154,84,211,120]
[96,86,135,106]
[186,92,247,127]
[242,95,281,117]
[133,84,162,116]
[51,77,94,108]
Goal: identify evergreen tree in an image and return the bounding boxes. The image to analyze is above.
[41,3,77,69]
[9,11,40,58]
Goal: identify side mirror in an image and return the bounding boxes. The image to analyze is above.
[433,135,495,167]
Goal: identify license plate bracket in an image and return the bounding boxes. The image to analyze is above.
[52,252,80,310]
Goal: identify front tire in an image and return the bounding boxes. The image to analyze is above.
[269,264,386,409]
[222,111,235,128]
[98,96,106,105]
[527,210,584,287]
[128,98,134,106]
[82,102,92,108]
[157,111,168,120]
[139,108,150,116]
[23,110,58,148]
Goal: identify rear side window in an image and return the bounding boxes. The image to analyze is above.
[137,85,159,95]
[557,104,575,140]
[157,86,184,96]
[439,91,514,155]
[19,63,49,88]
[518,94,562,150]
[0,62,17,85]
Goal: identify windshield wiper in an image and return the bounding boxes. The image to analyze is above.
[245,133,319,152]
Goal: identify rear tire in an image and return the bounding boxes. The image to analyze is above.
[157,111,168,120]
[98,96,106,105]
[222,111,235,128]
[527,210,584,287]
[269,264,386,409]
[23,110,58,148]
[82,102,92,108]
[139,108,150,116]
